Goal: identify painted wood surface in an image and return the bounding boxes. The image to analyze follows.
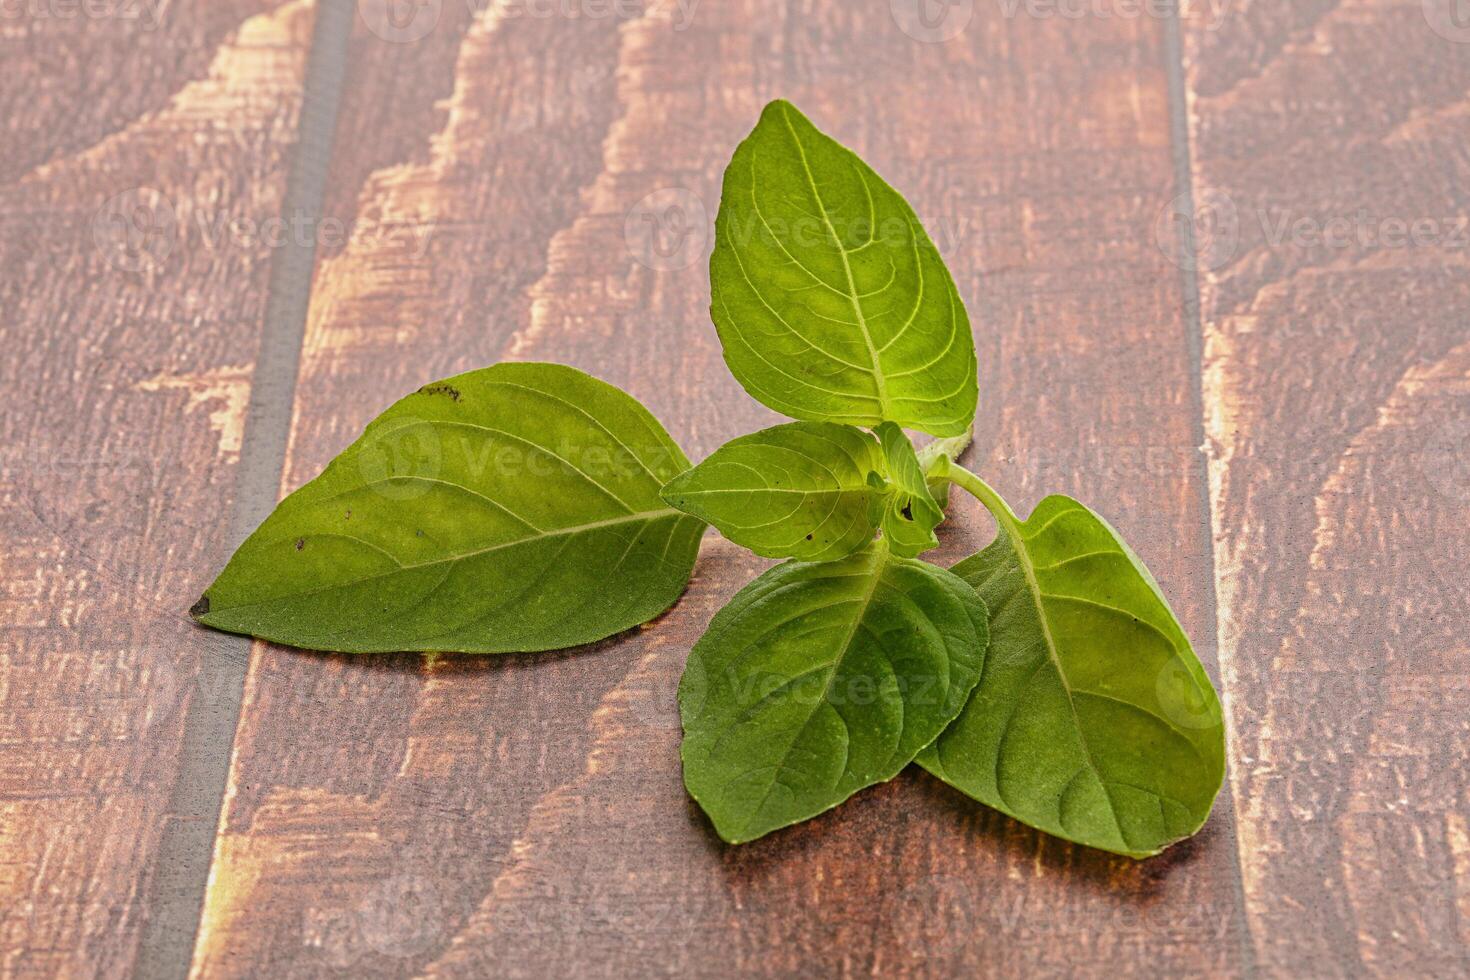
[2,0,1467,976]
[0,0,312,975]
[1185,3,1470,975]
[193,2,1248,976]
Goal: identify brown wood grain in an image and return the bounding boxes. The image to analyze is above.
[6,0,1465,975]
[191,2,1250,976]
[0,0,291,184]
[1184,3,1470,975]
[0,2,312,975]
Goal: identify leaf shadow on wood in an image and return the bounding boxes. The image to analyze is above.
[712,767,1213,899]
[205,599,683,683]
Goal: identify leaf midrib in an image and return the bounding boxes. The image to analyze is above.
[214,508,685,615]
[778,104,891,416]
[737,541,889,840]
[993,507,1132,850]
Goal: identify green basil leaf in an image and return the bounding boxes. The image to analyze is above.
[659,421,884,562]
[918,495,1226,857]
[680,540,988,843]
[192,362,705,654]
[710,100,978,437]
[874,422,943,558]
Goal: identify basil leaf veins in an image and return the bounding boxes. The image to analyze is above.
[192,362,704,654]
[679,539,989,843]
[187,98,1228,861]
[710,100,978,437]
[919,470,1227,858]
[659,421,885,562]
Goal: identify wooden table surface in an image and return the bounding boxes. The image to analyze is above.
[3,1,1468,976]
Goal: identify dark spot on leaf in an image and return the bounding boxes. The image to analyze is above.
[295,537,305,551]
[190,595,210,617]
[419,382,462,401]
[805,533,814,541]
[901,502,914,521]
[416,529,425,537]
[344,509,351,520]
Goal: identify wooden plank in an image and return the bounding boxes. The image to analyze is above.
[1184,3,1470,975]
[195,1,1249,975]
[0,3,312,975]
[0,0,293,184]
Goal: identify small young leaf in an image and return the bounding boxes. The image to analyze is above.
[710,100,978,437]
[192,362,705,654]
[874,422,943,557]
[918,494,1226,858]
[915,429,974,512]
[659,421,885,562]
[680,540,988,844]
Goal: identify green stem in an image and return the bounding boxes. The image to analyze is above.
[916,425,973,477]
[917,425,973,512]
[940,458,1021,529]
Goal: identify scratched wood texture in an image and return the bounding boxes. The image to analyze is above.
[4,1,1469,978]
[0,1,311,975]
[0,0,287,184]
[1184,2,1470,975]
[189,1,1251,976]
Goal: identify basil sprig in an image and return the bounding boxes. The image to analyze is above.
[193,100,1225,858]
